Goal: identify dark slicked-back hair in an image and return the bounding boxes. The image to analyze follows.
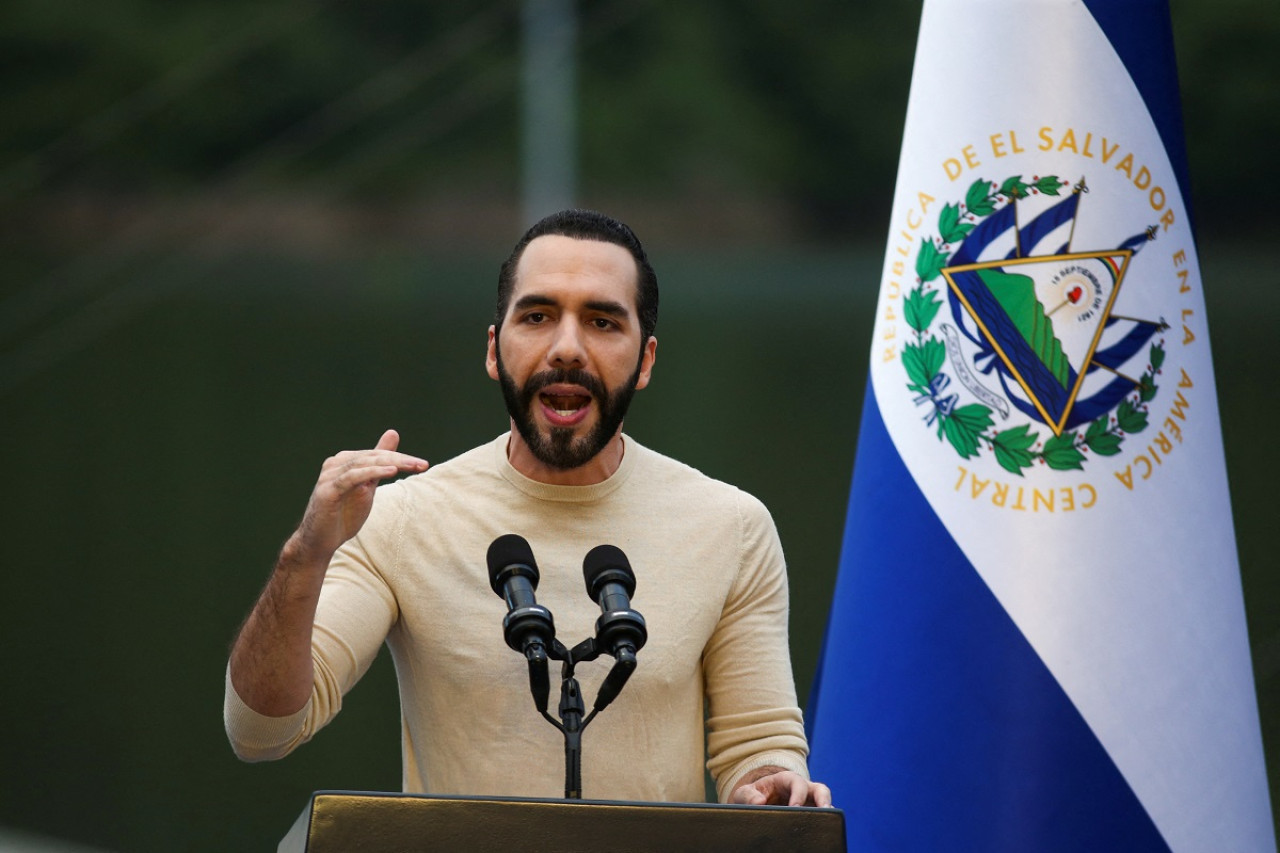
[494,209,659,343]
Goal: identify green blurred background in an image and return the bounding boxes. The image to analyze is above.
[1,1,1276,849]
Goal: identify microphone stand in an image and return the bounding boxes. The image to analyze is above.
[524,635,638,799]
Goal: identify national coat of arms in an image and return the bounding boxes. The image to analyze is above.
[902,174,1168,474]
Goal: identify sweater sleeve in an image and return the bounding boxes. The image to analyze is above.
[223,489,403,761]
[703,491,811,802]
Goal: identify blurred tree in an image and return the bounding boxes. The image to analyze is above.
[0,0,1273,240]
[1170,0,1280,236]
[579,1,917,236]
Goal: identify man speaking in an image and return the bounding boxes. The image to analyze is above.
[225,209,830,808]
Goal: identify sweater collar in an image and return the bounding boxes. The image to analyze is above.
[493,432,639,502]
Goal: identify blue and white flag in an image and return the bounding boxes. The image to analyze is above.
[806,1,1274,849]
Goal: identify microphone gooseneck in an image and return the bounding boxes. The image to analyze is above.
[488,537,648,799]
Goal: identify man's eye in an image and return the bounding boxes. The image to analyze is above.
[592,318,617,330]
[524,312,547,324]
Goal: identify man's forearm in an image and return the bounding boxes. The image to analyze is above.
[227,430,424,720]
[228,534,331,717]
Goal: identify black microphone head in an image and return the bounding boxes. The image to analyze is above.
[488,534,539,597]
[583,544,636,600]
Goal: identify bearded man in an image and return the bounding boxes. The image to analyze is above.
[225,209,830,809]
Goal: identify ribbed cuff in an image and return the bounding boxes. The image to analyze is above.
[223,663,311,761]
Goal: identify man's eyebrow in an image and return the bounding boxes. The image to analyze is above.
[583,299,630,318]
[512,294,631,318]
[512,293,558,312]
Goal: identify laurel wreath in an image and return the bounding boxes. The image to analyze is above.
[902,174,1162,475]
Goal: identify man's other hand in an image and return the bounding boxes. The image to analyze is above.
[729,766,833,807]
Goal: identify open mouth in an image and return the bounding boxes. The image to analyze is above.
[541,393,591,417]
[536,384,594,426]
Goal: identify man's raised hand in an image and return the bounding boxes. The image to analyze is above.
[291,429,429,564]
[229,430,426,718]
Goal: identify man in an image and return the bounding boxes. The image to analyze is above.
[225,209,830,808]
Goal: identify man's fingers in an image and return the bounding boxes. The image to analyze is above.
[322,444,428,490]
[326,463,402,496]
[787,774,809,807]
[375,429,400,452]
[784,776,833,807]
[334,451,428,478]
[732,771,832,808]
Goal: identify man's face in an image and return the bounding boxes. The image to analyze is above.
[486,234,656,471]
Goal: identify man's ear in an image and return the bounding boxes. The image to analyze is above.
[635,335,658,390]
[485,325,499,381]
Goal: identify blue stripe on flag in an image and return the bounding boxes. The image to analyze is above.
[1081,0,1194,226]
[807,383,1171,851]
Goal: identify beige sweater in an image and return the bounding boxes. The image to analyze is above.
[224,434,809,803]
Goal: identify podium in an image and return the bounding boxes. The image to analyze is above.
[279,791,847,852]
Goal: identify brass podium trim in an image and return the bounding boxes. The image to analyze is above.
[280,791,846,852]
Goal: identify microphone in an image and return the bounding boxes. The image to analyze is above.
[488,534,556,662]
[582,544,648,659]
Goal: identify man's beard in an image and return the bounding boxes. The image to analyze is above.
[496,347,642,471]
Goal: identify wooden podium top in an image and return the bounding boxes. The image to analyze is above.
[280,791,847,853]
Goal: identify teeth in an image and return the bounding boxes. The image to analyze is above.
[555,409,577,417]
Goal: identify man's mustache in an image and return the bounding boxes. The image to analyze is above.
[521,368,608,402]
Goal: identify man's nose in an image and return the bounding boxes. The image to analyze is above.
[547,319,587,368]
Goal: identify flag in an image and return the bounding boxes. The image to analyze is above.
[806,1,1274,849]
